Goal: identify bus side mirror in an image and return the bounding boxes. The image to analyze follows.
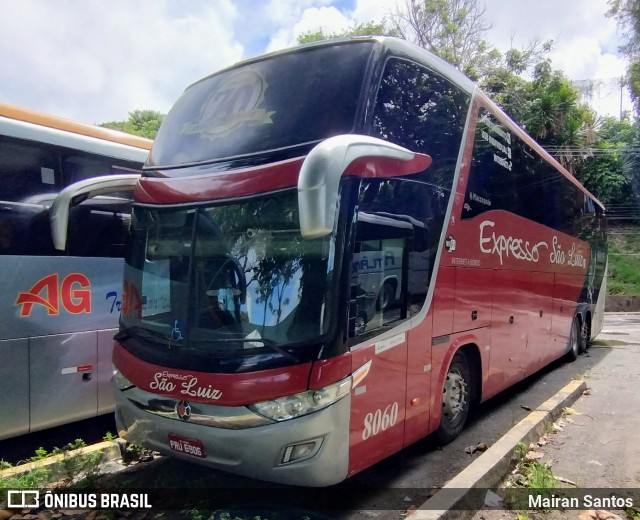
[50,174,140,251]
[297,135,432,239]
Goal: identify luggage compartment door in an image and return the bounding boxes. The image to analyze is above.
[29,331,98,432]
[0,338,29,439]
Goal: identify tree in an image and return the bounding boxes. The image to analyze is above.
[579,117,638,205]
[100,109,165,139]
[608,0,640,115]
[481,39,555,122]
[389,0,501,81]
[297,21,394,45]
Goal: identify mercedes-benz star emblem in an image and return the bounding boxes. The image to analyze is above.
[175,400,192,421]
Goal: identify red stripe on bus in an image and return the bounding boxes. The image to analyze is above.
[113,342,312,406]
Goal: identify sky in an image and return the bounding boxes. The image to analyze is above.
[0,0,631,126]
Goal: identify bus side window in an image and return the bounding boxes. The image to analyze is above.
[373,57,470,192]
[66,199,132,258]
[348,179,434,342]
[350,232,408,337]
[0,204,56,256]
[62,153,143,184]
[0,135,60,203]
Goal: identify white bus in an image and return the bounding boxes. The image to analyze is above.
[0,103,152,440]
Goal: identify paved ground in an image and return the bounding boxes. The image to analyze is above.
[471,313,640,520]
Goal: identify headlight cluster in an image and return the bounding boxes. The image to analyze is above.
[249,376,352,421]
[113,369,135,391]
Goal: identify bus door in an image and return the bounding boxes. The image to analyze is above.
[347,211,411,476]
[25,175,140,432]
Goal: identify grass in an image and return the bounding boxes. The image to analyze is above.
[608,226,640,295]
[524,462,557,488]
[626,508,640,520]
[506,461,558,512]
[0,438,105,495]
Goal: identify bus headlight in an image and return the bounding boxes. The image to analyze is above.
[249,376,352,421]
[113,369,135,391]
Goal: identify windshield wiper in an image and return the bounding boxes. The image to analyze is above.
[190,336,300,363]
[114,325,170,345]
[117,326,300,363]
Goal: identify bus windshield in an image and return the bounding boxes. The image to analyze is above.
[120,190,337,365]
[147,41,374,168]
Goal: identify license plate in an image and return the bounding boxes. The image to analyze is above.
[168,434,206,458]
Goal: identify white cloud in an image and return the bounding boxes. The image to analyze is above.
[266,4,352,52]
[351,0,394,24]
[0,0,243,124]
[484,0,623,78]
[482,0,630,116]
[550,36,624,80]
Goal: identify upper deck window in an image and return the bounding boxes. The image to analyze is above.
[148,42,375,168]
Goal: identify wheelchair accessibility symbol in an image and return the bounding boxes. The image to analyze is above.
[168,319,185,348]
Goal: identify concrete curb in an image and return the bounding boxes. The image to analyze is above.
[0,441,120,481]
[408,378,587,520]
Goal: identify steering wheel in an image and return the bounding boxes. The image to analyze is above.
[206,254,247,305]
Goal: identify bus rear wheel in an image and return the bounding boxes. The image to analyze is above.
[579,318,590,353]
[565,316,580,362]
[436,351,471,444]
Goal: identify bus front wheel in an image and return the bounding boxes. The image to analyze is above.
[436,351,471,444]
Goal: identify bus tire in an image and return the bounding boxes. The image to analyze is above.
[565,316,580,362]
[579,317,590,353]
[436,351,471,444]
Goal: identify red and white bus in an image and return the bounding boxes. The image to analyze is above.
[112,37,607,486]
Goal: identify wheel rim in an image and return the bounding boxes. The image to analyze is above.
[443,368,468,419]
[581,320,589,351]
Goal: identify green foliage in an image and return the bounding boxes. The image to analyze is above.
[513,441,528,463]
[0,466,53,494]
[215,512,318,520]
[121,442,154,465]
[297,20,393,44]
[608,0,640,116]
[578,117,639,206]
[0,438,106,495]
[506,460,557,511]
[607,229,640,295]
[100,109,164,139]
[186,509,215,520]
[390,0,498,82]
[31,446,50,461]
[51,439,105,482]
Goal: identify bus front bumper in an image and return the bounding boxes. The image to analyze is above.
[113,382,351,487]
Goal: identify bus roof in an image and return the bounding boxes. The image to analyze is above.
[188,36,476,98]
[0,102,153,151]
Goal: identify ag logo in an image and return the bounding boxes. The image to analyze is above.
[16,273,91,317]
[175,400,192,421]
[183,69,275,139]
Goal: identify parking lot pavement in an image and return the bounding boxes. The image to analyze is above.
[465,313,640,520]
